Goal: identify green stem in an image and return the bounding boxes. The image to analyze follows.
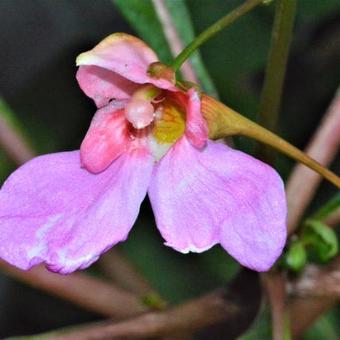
[171,0,264,71]
[202,95,340,189]
[257,0,297,163]
[284,309,292,340]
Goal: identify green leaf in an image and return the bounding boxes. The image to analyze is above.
[303,307,340,340]
[312,192,340,221]
[303,220,338,262]
[285,240,307,272]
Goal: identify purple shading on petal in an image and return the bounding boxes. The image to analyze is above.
[0,150,153,274]
[149,137,287,271]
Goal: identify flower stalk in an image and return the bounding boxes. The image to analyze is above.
[171,0,264,71]
[257,0,297,163]
[201,94,340,188]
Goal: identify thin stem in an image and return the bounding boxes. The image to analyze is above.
[202,95,340,189]
[263,272,288,340]
[32,289,238,339]
[152,0,198,83]
[0,260,147,318]
[257,0,297,163]
[258,4,296,338]
[0,98,36,163]
[26,269,260,339]
[98,250,157,296]
[286,89,340,233]
[171,0,264,71]
[325,210,340,228]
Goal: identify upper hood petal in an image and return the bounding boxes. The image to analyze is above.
[0,150,153,274]
[76,65,139,108]
[76,33,176,94]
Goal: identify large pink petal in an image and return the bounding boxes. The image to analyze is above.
[76,65,139,108]
[185,88,208,149]
[148,138,287,271]
[0,150,153,274]
[80,100,130,174]
[76,33,176,91]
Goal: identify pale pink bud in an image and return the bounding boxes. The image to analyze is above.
[125,98,155,129]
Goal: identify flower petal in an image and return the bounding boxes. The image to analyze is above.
[76,65,139,108]
[0,150,153,274]
[185,88,208,148]
[148,138,287,271]
[76,33,175,91]
[80,101,130,173]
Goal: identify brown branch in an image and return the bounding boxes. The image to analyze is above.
[97,249,156,296]
[284,90,340,337]
[0,260,147,318]
[152,0,198,83]
[0,113,36,164]
[325,209,340,228]
[289,297,334,339]
[262,272,288,340]
[35,289,239,339]
[30,269,261,339]
[286,89,340,234]
[288,257,340,299]
[287,257,340,338]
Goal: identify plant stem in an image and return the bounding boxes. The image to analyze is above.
[0,260,147,318]
[0,97,36,164]
[26,269,260,339]
[202,95,340,189]
[171,0,264,71]
[152,0,198,83]
[286,89,340,233]
[257,0,297,163]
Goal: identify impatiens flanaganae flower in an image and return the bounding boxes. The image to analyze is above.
[0,33,287,274]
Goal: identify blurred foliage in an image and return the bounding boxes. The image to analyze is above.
[0,0,340,337]
[238,303,272,339]
[312,192,340,220]
[303,219,338,262]
[284,240,307,272]
[303,308,340,340]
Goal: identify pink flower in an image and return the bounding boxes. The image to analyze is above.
[0,33,287,274]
